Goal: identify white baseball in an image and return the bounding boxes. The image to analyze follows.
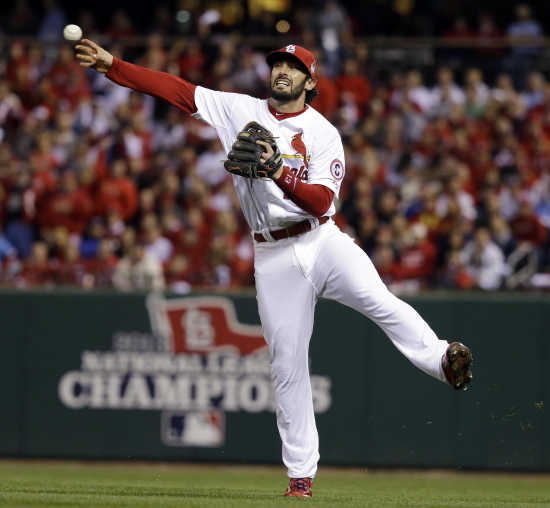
[63,24,83,41]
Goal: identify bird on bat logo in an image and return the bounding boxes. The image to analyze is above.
[291,132,309,169]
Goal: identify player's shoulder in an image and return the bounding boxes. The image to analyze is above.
[304,106,342,140]
[195,86,261,106]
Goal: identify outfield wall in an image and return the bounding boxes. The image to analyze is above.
[0,290,548,470]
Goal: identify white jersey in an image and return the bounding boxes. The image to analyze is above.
[193,86,345,235]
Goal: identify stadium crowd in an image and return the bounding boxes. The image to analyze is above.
[1,1,550,292]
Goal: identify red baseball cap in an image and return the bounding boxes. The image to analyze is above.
[266,44,318,80]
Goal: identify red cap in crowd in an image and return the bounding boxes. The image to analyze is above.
[266,44,318,80]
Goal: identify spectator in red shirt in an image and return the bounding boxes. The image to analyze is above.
[372,244,399,285]
[48,45,91,110]
[17,241,53,287]
[39,171,94,234]
[95,159,138,221]
[393,223,437,285]
[86,238,119,288]
[510,201,547,245]
[29,131,58,201]
[54,242,87,286]
[178,40,207,82]
[335,57,372,117]
[311,74,339,121]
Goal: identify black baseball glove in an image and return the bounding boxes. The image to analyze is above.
[224,121,283,178]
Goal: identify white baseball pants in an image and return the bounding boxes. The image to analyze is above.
[253,220,449,479]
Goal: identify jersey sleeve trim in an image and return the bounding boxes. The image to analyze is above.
[274,167,334,217]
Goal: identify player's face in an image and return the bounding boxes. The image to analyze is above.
[270,59,309,102]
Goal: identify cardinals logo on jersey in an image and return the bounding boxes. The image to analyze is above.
[291,132,309,169]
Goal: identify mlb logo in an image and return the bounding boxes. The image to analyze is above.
[162,410,225,447]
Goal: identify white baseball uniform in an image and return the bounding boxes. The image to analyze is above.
[193,86,450,478]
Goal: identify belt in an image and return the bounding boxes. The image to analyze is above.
[254,216,329,243]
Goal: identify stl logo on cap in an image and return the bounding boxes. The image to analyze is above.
[285,44,296,53]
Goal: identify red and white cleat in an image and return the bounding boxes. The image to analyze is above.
[284,477,313,498]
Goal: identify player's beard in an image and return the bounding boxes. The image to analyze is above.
[270,75,307,103]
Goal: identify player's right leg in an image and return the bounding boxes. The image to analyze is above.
[253,239,319,479]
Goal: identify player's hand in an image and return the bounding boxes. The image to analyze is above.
[257,140,274,163]
[75,39,113,74]
[257,140,283,180]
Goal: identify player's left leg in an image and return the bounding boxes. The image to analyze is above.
[313,222,450,382]
[254,240,320,479]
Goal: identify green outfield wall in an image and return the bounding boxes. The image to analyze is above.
[0,290,548,470]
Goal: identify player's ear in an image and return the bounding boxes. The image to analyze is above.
[305,77,317,91]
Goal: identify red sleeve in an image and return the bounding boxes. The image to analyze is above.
[273,167,334,218]
[106,57,197,114]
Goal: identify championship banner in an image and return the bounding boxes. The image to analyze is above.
[57,295,331,449]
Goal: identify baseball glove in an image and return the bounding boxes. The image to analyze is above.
[224,121,283,178]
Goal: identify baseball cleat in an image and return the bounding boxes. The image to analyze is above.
[284,477,313,498]
[442,341,473,391]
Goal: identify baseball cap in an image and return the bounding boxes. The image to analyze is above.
[266,44,318,80]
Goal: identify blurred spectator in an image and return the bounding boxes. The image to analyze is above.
[0,81,23,137]
[442,16,474,64]
[137,34,168,71]
[461,227,507,290]
[393,222,437,288]
[143,223,173,263]
[196,139,227,187]
[335,58,372,117]
[464,68,490,106]
[314,0,351,77]
[38,0,67,41]
[86,238,118,288]
[55,242,87,286]
[444,16,472,39]
[506,4,544,87]
[431,67,465,114]
[0,228,16,263]
[95,159,138,221]
[112,244,165,292]
[17,241,52,287]
[40,171,94,234]
[510,201,547,246]
[49,45,91,111]
[522,71,545,110]
[507,3,543,55]
[311,74,339,121]
[165,253,191,294]
[475,12,502,53]
[107,9,136,39]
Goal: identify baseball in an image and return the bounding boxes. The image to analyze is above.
[63,24,83,41]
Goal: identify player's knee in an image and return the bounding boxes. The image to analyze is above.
[270,342,308,386]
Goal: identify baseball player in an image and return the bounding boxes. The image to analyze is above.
[75,39,473,498]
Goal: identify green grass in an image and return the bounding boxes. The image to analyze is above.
[0,460,549,507]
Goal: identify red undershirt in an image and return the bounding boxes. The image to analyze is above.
[107,57,334,218]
